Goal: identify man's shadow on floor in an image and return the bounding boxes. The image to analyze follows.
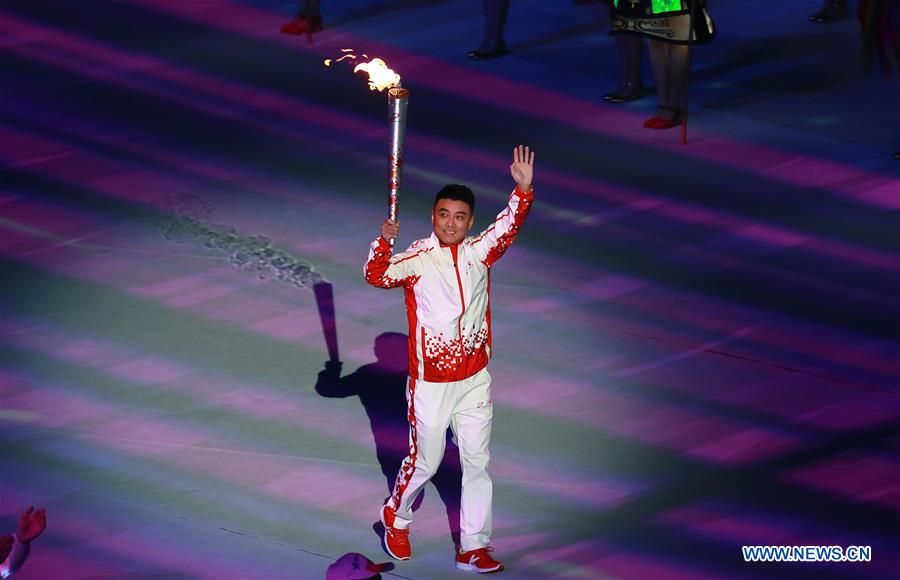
[314,332,463,548]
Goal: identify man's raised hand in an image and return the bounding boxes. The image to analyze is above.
[510,144,534,191]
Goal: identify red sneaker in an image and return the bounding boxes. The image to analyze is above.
[380,504,410,561]
[456,547,504,574]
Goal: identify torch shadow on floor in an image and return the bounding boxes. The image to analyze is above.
[313,283,462,547]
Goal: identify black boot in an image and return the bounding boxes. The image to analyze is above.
[809,0,849,23]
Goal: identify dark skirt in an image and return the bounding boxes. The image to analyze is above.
[611,0,715,44]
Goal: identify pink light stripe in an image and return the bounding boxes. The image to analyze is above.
[0,219,348,356]
[493,457,649,508]
[2,370,113,429]
[2,319,378,452]
[2,371,382,524]
[495,368,806,465]
[123,0,900,209]
[3,316,658,513]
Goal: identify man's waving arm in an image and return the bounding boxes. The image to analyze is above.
[471,145,535,266]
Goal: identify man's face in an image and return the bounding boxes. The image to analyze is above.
[432,198,474,246]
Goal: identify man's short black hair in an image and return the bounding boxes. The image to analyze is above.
[434,184,475,213]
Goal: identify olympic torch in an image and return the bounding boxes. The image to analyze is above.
[386,86,409,244]
[326,53,406,244]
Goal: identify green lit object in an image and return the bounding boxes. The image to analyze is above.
[614,0,682,14]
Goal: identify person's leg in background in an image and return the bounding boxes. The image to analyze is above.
[604,34,645,102]
[645,39,688,128]
[469,0,511,59]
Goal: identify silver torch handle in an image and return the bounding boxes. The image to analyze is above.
[387,86,409,246]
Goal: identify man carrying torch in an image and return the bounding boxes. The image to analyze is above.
[364,145,535,573]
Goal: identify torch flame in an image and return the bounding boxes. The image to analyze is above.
[323,49,402,92]
[353,58,401,91]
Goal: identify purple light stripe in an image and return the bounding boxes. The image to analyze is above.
[20,491,279,579]
[0,441,364,577]
[612,284,896,376]
[0,14,379,143]
[692,373,900,432]
[658,503,900,577]
[783,453,900,512]
[0,124,201,204]
[610,325,758,379]
[603,286,898,382]
[491,367,808,465]
[491,531,555,554]
[6,324,634,513]
[7,105,338,210]
[520,538,728,580]
[123,0,899,208]
[661,504,809,546]
[496,261,896,388]
[81,529,241,579]
[0,16,376,168]
[492,457,650,509]
[659,502,892,549]
[3,371,387,526]
[0,197,119,257]
[3,368,222,449]
[405,131,897,273]
[7,15,885,352]
[3,16,891,275]
[0,546,132,580]
[494,288,900,432]
[0,214,344,354]
[259,463,380,516]
[2,370,113,429]
[1,319,380,452]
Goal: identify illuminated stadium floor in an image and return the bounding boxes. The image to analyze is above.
[1,1,898,579]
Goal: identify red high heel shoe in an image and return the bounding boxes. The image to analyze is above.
[280,14,323,43]
[644,107,682,129]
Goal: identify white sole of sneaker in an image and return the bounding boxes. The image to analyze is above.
[455,562,503,573]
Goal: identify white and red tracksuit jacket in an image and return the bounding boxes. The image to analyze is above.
[364,186,533,382]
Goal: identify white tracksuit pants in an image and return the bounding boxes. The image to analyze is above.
[388,367,493,551]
